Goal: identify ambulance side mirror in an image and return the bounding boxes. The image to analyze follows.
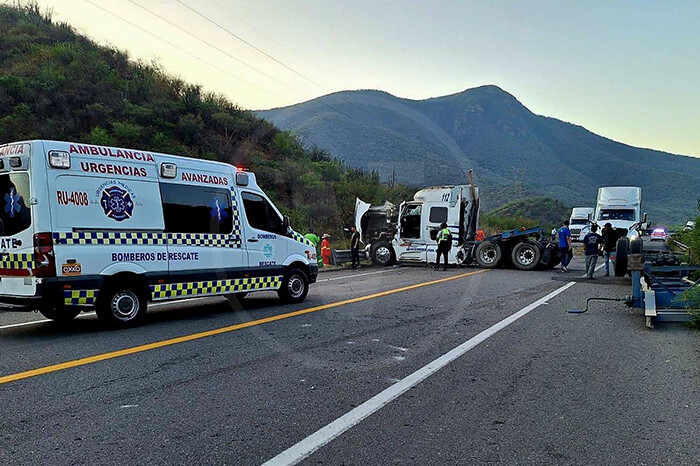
[642,212,648,223]
[283,215,290,233]
[587,213,591,222]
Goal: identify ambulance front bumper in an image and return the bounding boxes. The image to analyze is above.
[309,264,319,283]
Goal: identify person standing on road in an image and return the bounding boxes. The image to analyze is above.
[350,225,361,269]
[582,224,603,279]
[435,222,452,271]
[475,228,486,242]
[551,227,557,241]
[558,220,573,272]
[601,222,619,277]
[321,234,332,266]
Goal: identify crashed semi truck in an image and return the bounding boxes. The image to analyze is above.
[354,172,560,270]
[355,174,480,267]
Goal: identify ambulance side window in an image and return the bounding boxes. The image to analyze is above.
[241,192,285,234]
[161,184,233,234]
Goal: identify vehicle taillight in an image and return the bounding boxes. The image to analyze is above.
[33,232,56,277]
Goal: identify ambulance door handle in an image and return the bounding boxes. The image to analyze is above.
[248,238,259,243]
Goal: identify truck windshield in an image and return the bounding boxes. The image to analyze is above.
[570,218,588,225]
[598,209,635,221]
[400,204,421,239]
[0,173,31,237]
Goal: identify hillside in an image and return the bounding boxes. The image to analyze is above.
[487,196,570,227]
[258,87,700,223]
[0,3,414,238]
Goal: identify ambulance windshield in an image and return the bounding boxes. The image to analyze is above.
[0,173,31,237]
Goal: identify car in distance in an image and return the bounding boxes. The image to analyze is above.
[650,227,668,242]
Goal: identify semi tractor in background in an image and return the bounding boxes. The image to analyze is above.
[569,207,594,241]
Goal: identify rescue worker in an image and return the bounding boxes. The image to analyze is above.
[350,225,361,269]
[305,229,322,268]
[435,222,452,271]
[321,234,332,266]
[551,227,557,241]
[475,228,486,242]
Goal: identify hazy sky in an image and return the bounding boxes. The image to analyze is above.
[31,0,700,157]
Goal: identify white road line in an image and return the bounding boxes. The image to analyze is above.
[0,297,217,331]
[579,263,606,278]
[0,311,96,330]
[317,269,397,282]
[261,280,578,466]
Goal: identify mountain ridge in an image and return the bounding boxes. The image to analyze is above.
[258,86,700,223]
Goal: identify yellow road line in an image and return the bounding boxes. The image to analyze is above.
[0,269,487,386]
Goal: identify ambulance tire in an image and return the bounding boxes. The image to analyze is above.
[278,268,309,304]
[475,241,501,269]
[39,307,81,322]
[96,282,148,328]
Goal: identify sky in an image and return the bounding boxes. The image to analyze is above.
[29,0,700,157]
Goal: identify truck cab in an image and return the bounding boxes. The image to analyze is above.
[356,184,479,266]
[569,207,594,241]
[594,186,644,238]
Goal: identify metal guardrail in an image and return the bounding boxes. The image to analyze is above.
[331,249,368,265]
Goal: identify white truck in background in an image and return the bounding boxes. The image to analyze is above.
[569,207,594,241]
[594,186,645,238]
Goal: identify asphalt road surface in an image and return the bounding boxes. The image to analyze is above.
[0,258,698,465]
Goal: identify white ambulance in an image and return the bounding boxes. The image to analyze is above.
[0,140,318,327]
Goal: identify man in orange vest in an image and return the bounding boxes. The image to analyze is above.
[321,234,332,266]
[475,228,486,242]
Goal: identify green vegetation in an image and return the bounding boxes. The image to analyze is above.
[482,195,569,233]
[0,2,413,242]
[260,85,700,225]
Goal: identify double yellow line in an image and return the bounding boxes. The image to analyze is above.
[0,269,486,386]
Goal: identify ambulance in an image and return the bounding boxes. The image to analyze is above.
[0,140,318,327]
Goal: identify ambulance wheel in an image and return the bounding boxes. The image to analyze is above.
[278,268,308,304]
[475,241,501,268]
[615,238,629,277]
[511,241,541,271]
[39,307,81,322]
[96,284,147,328]
[370,242,395,266]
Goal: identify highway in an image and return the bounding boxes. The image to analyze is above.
[0,259,698,465]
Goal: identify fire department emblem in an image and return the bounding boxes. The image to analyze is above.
[100,185,134,221]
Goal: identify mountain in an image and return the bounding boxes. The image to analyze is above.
[258,86,700,223]
[0,3,414,237]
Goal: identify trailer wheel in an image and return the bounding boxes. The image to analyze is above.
[370,241,395,266]
[511,241,541,271]
[615,238,629,277]
[39,307,81,322]
[475,241,502,268]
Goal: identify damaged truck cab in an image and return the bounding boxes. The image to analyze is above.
[355,182,479,266]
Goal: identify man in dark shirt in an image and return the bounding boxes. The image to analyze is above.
[582,224,603,279]
[601,222,619,277]
[350,225,361,269]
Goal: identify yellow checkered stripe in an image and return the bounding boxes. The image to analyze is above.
[150,275,282,300]
[0,253,33,271]
[53,232,241,248]
[291,231,316,247]
[64,289,99,306]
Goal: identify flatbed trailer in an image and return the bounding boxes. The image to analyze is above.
[624,236,700,327]
[456,226,561,270]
